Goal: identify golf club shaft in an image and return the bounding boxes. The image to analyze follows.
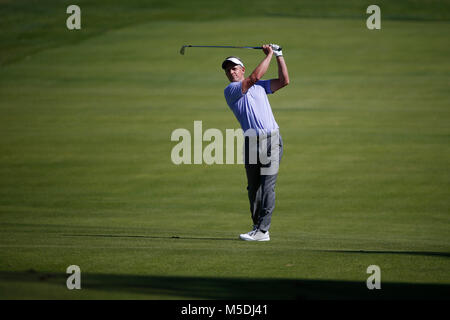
[180,45,282,55]
[185,45,263,49]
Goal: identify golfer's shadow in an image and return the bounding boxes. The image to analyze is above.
[62,234,237,241]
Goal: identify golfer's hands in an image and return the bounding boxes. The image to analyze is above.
[270,44,283,57]
[262,44,273,56]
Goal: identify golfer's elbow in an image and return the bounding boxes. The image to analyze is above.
[250,73,261,84]
[281,77,290,87]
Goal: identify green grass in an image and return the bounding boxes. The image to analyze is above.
[2,0,450,66]
[0,1,449,299]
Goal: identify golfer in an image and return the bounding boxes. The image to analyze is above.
[222,44,289,241]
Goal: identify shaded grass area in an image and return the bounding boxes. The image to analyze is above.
[0,222,449,299]
[1,270,449,300]
[1,0,450,65]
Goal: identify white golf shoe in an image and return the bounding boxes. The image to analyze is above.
[239,229,270,242]
[238,225,257,240]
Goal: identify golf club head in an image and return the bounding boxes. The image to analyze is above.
[179,46,186,55]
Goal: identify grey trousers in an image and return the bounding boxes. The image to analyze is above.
[244,133,283,232]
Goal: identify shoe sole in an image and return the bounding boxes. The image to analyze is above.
[239,235,252,241]
[239,235,270,241]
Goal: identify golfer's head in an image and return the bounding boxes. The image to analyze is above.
[222,56,245,82]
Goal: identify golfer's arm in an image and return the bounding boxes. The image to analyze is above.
[270,56,290,93]
[241,52,273,94]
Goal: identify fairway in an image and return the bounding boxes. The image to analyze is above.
[0,1,449,300]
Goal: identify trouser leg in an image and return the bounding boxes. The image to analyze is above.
[245,163,261,226]
[257,172,279,232]
[244,134,283,232]
[257,135,283,232]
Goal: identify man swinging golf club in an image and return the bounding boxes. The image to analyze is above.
[222,44,289,241]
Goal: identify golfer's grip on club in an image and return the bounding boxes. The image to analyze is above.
[269,44,283,57]
[257,44,283,55]
[256,45,282,50]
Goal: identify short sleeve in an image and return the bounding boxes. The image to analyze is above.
[224,81,243,105]
[256,80,272,94]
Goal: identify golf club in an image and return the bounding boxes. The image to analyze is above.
[179,45,282,55]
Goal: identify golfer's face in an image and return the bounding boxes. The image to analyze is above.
[225,64,245,82]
